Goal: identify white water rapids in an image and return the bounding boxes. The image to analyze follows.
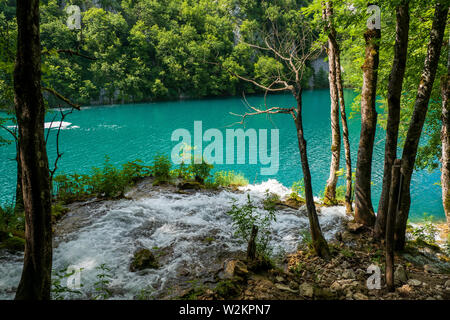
[0,179,348,300]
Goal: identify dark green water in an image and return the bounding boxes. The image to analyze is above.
[0,89,443,221]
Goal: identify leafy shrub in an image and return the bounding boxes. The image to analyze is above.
[188,157,213,184]
[152,154,172,184]
[91,157,125,197]
[289,179,305,201]
[227,194,276,259]
[54,158,152,203]
[410,214,439,245]
[93,264,113,300]
[213,171,248,187]
[51,267,83,300]
[0,204,24,234]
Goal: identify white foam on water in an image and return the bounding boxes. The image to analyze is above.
[45,121,72,129]
[0,179,348,300]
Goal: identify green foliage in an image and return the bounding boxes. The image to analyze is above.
[152,154,172,184]
[409,214,439,245]
[51,267,83,300]
[93,263,113,300]
[299,229,312,249]
[214,279,240,298]
[227,194,276,258]
[0,203,24,234]
[188,157,213,184]
[54,158,152,203]
[262,191,280,212]
[213,171,249,187]
[313,67,329,89]
[289,179,305,201]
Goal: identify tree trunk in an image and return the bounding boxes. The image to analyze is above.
[15,146,24,213]
[323,2,341,205]
[14,0,53,300]
[386,159,402,292]
[441,40,450,225]
[294,86,330,259]
[247,225,258,261]
[333,36,352,214]
[395,3,448,251]
[374,1,410,240]
[354,25,380,226]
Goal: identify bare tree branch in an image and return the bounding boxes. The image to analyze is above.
[42,87,81,110]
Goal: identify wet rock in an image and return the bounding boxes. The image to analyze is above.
[299,282,314,298]
[407,279,422,287]
[224,259,248,279]
[394,265,408,285]
[129,249,159,272]
[177,181,202,190]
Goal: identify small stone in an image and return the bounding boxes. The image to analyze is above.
[353,292,368,300]
[347,222,364,233]
[407,279,422,287]
[330,281,341,292]
[444,280,450,288]
[394,265,408,285]
[342,269,356,279]
[424,264,439,274]
[224,259,248,279]
[397,284,413,296]
[275,283,297,293]
[288,281,299,290]
[299,282,314,298]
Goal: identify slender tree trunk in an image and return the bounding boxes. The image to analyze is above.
[323,2,341,204]
[15,146,24,213]
[374,1,410,240]
[14,0,53,300]
[441,40,450,225]
[294,86,330,259]
[395,3,448,251]
[386,159,402,292]
[354,24,380,226]
[333,36,352,214]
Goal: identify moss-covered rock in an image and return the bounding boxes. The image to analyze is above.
[130,248,159,272]
[51,203,70,223]
[0,236,25,252]
[214,279,241,298]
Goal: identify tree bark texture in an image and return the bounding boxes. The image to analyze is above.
[14,0,53,300]
[395,3,448,250]
[374,1,410,240]
[354,26,381,226]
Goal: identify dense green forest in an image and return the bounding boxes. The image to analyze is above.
[0,0,326,108]
[0,0,446,169]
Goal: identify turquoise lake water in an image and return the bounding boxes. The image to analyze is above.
[0,89,443,222]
